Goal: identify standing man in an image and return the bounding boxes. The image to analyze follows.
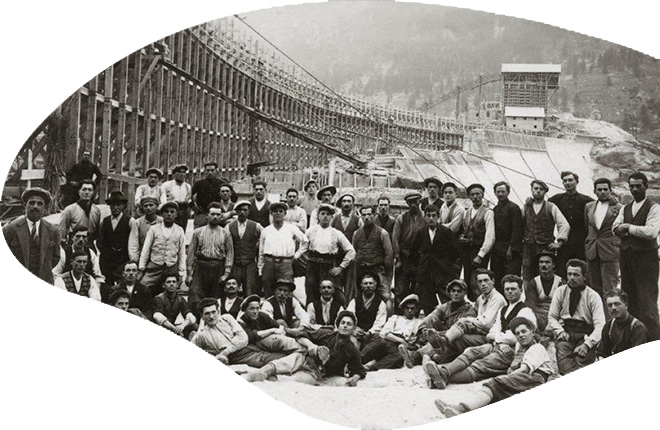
[458,184,495,301]
[98,191,136,288]
[549,172,594,278]
[128,196,162,263]
[522,179,570,282]
[4,188,60,284]
[613,171,660,340]
[421,177,444,212]
[227,200,262,297]
[54,251,102,301]
[298,179,319,228]
[160,164,192,230]
[439,182,465,236]
[283,188,307,232]
[331,192,363,301]
[59,179,101,245]
[309,185,337,227]
[134,168,163,212]
[65,149,102,204]
[138,201,186,297]
[186,202,234,315]
[217,183,237,227]
[547,259,605,375]
[392,192,427,303]
[191,161,226,229]
[413,204,460,315]
[374,195,396,238]
[491,181,523,291]
[524,251,563,331]
[584,178,622,308]
[258,202,308,298]
[248,179,272,228]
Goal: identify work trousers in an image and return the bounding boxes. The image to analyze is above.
[394,256,417,302]
[555,320,597,375]
[261,257,294,298]
[305,253,346,306]
[587,256,619,315]
[490,245,522,294]
[141,261,178,297]
[189,259,225,316]
[460,244,490,302]
[175,204,190,231]
[231,260,260,296]
[229,347,306,375]
[620,248,660,341]
[361,337,404,370]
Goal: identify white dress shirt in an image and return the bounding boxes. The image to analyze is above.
[594,200,609,230]
[613,197,660,240]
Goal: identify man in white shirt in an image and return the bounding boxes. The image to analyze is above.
[346,273,388,347]
[261,279,310,328]
[54,251,102,301]
[439,182,465,236]
[160,164,191,230]
[613,171,660,341]
[283,188,307,232]
[307,278,346,328]
[309,185,337,227]
[134,167,163,215]
[52,225,105,286]
[259,202,308,298]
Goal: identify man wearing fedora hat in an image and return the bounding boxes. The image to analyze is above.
[392,191,427,302]
[361,293,422,371]
[524,250,564,331]
[227,200,262,297]
[421,177,444,212]
[134,167,163,213]
[248,179,273,228]
[138,201,187,296]
[260,279,310,329]
[128,196,162,263]
[299,179,319,228]
[98,191,137,291]
[309,185,337,227]
[160,164,192,230]
[4,187,61,284]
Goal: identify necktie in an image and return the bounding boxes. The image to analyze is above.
[30,224,38,242]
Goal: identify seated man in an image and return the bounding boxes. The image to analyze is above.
[54,250,102,301]
[109,289,148,319]
[219,277,242,320]
[110,261,154,320]
[261,279,310,328]
[346,273,388,346]
[548,259,606,375]
[598,289,649,359]
[152,275,197,339]
[434,316,554,417]
[306,278,346,329]
[399,279,477,368]
[423,269,506,364]
[423,275,536,389]
[52,225,105,286]
[524,251,563,331]
[362,294,422,371]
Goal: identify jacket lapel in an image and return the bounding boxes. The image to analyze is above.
[16,218,30,264]
[39,221,49,265]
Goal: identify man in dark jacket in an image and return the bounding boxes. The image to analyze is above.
[98,191,136,291]
[491,181,523,292]
[110,261,154,320]
[248,179,272,228]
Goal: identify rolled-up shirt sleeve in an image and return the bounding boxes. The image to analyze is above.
[478,210,496,258]
[551,203,570,242]
[337,231,356,269]
[629,203,660,240]
[521,343,551,373]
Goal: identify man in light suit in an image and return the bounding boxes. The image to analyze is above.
[3,188,61,284]
[584,178,622,311]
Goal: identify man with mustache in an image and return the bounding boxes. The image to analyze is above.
[524,251,563,331]
[64,149,102,205]
[160,164,192,230]
[134,167,163,216]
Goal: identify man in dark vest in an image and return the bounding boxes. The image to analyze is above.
[491,181,523,292]
[598,289,649,359]
[4,187,61,284]
[109,261,154,320]
[393,192,427,302]
[248,179,272,228]
[521,179,570,283]
[219,277,242,319]
[260,279,310,328]
[227,200,262,296]
[346,273,388,348]
[421,177,444,212]
[306,278,346,328]
[613,171,660,340]
[53,225,105,286]
[524,251,564,331]
[458,184,495,301]
[98,191,136,296]
[54,251,102,300]
[331,192,362,301]
[374,195,396,238]
[422,275,536,389]
[549,171,594,279]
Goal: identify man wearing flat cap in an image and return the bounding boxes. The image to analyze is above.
[128,196,162,263]
[522,179,570,282]
[259,202,308,298]
[134,167,163,213]
[261,279,310,328]
[248,179,273,228]
[309,185,337,227]
[98,191,137,290]
[392,191,427,302]
[160,164,192,230]
[299,179,319,228]
[421,177,444,212]
[227,200,262,296]
[4,187,61,284]
[459,183,495,302]
[191,161,227,229]
[138,201,186,296]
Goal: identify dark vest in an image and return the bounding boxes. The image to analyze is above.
[62,272,92,297]
[268,296,295,326]
[499,301,528,332]
[248,199,271,227]
[63,246,95,275]
[28,226,41,276]
[100,215,131,261]
[524,202,555,245]
[312,298,343,326]
[221,296,242,319]
[354,226,386,266]
[462,206,488,247]
[621,199,658,251]
[228,221,259,264]
[332,213,361,241]
[354,294,383,331]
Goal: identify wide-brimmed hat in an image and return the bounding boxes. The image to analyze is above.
[21,187,52,205]
[145,168,163,179]
[335,192,355,207]
[240,294,262,311]
[160,201,179,212]
[424,177,443,189]
[269,201,288,212]
[466,183,485,194]
[234,200,252,210]
[304,179,318,191]
[317,185,337,200]
[139,196,159,207]
[274,279,296,292]
[399,293,419,308]
[172,164,188,174]
[404,191,422,202]
[106,191,128,205]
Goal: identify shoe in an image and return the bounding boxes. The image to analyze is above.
[398,344,415,369]
[242,371,268,382]
[423,359,448,389]
[427,331,447,352]
[434,399,462,418]
[421,355,434,388]
[266,375,278,382]
[316,346,331,365]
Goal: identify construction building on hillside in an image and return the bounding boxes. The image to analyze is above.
[504,106,545,131]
